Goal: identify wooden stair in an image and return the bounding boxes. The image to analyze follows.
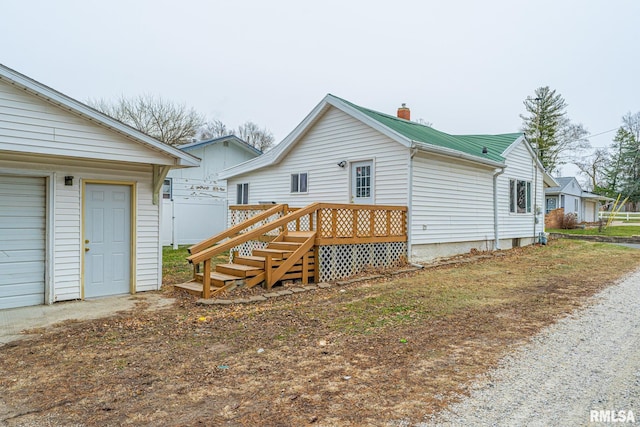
[175,231,316,298]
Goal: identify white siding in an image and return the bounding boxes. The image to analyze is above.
[170,142,257,182]
[227,107,408,207]
[0,153,161,302]
[498,141,544,239]
[410,153,495,245]
[0,80,173,165]
[163,141,258,245]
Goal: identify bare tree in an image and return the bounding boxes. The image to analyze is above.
[236,121,274,152]
[574,148,610,191]
[196,119,231,140]
[88,95,205,146]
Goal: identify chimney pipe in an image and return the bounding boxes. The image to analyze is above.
[397,103,410,121]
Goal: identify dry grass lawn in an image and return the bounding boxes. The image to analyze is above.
[1,239,639,426]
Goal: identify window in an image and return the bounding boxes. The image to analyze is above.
[560,195,565,208]
[162,178,172,200]
[546,197,557,214]
[355,165,371,198]
[236,183,249,204]
[509,179,531,214]
[574,198,579,212]
[290,173,308,193]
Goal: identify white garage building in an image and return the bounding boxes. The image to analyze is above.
[0,64,199,309]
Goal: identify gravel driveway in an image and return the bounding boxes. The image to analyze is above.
[420,268,640,427]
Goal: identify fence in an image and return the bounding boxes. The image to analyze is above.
[598,211,640,222]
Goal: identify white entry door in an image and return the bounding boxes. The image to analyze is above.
[351,160,374,204]
[84,184,131,298]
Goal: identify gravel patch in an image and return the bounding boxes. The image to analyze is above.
[417,268,640,427]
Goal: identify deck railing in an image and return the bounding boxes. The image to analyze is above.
[188,203,408,290]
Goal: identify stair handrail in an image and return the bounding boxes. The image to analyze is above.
[266,231,316,288]
[187,203,287,255]
[187,202,321,266]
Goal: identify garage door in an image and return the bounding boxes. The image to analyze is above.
[0,175,46,309]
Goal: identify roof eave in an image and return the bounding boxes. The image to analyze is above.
[326,95,413,148]
[0,63,200,168]
[220,97,338,179]
[413,141,505,168]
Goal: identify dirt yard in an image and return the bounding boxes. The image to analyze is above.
[1,240,639,426]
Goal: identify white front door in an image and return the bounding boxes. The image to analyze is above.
[84,184,131,298]
[351,160,374,204]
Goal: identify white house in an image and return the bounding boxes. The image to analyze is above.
[220,94,556,262]
[545,177,608,222]
[0,64,199,309]
[161,135,261,247]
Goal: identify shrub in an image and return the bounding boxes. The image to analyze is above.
[561,213,578,229]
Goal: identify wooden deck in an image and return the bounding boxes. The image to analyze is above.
[176,204,407,298]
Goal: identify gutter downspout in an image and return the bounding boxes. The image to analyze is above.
[533,158,538,243]
[493,167,505,250]
[407,143,418,262]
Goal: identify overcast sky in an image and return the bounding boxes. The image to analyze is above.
[2,1,638,176]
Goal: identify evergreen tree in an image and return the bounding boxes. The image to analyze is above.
[606,112,640,208]
[520,86,589,173]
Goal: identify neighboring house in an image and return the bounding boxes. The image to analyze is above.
[220,94,557,262]
[545,177,609,222]
[0,64,199,309]
[161,135,261,247]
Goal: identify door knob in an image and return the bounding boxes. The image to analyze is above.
[85,248,90,252]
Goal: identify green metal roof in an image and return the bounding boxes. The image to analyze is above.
[334,95,522,164]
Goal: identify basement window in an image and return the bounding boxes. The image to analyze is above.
[236,183,249,204]
[290,172,308,194]
[509,179,531,214]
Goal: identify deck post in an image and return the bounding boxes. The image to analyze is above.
[313,244,320,283]
[265,254,273,289]
[203,259,211,299]
[302,252,309,284]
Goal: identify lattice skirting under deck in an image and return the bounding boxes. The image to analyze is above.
[318,242,407,282]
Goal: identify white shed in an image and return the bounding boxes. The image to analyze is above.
[161,135,261,247]
[0,64,199,309]
[220,94,557,262]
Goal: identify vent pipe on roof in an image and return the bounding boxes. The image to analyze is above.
[397,103,410,121]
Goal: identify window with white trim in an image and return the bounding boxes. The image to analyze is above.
[236,183,249,204]
[162,178,172,200]
[574,198,579,212]
[509,179,531,214]
[290,172,308,193]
